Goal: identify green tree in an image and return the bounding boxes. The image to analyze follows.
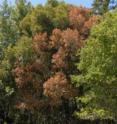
[20,0,69,36]
[13,0,32,34]
[72,9,117,122]
[0,0,18,49]
[0,0,32,58]
[92,0,117,15]
[46,0,59,7]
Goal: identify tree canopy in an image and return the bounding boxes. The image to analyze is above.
[92,0,117,14]
[72,8,117,122]
[0,0,117,124]
[0,0,97,123]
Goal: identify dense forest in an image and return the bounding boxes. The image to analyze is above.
[0,0,117,124]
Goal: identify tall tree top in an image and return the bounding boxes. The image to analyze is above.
[92,0,117,14]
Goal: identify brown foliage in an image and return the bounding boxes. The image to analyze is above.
[68,6,97,39]
[12,6,97,110]
[43,72,76,105]
[33,33,49,52]
[51,28,81,70]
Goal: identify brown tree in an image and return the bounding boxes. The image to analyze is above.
[11,5,97,123]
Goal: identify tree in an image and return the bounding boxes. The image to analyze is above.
[0,0,97,123]
[20,0,69,36]
[46,0,59,7]
[0,0,32,58]
[0,0,18,50]
[0,1,18,121]
[72,9,117,122]
[13,6,96,107]
[0,0,33,123]
[13,0,32,35]
[0,36,34,123]
[11,5,96,123]
[92,0,117,15]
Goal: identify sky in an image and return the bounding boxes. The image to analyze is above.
[32,0,94,8]
[0,0,94,8]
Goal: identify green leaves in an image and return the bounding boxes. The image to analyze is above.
[72,9,117,120]
[14,36,34,64]
[20,1,69,35]
[75,108,113,120]
[5,86,14,96]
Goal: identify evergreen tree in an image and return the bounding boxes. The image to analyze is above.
[0,0,18,49]
[13,0,32,35]
[46,0,59,7]
[92,0,117,14]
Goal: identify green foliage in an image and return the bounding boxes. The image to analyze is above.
[92,0,110,14]
[75,108,113,120]
[11,0,32,37]
[13,0,32,25]
[13,36,34,64]
[46,0,59,7]
[20,1,69,35]
[0,0,19,48]
[72,9,117,121]
[92,0,117,15]
[0,0,32,60]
